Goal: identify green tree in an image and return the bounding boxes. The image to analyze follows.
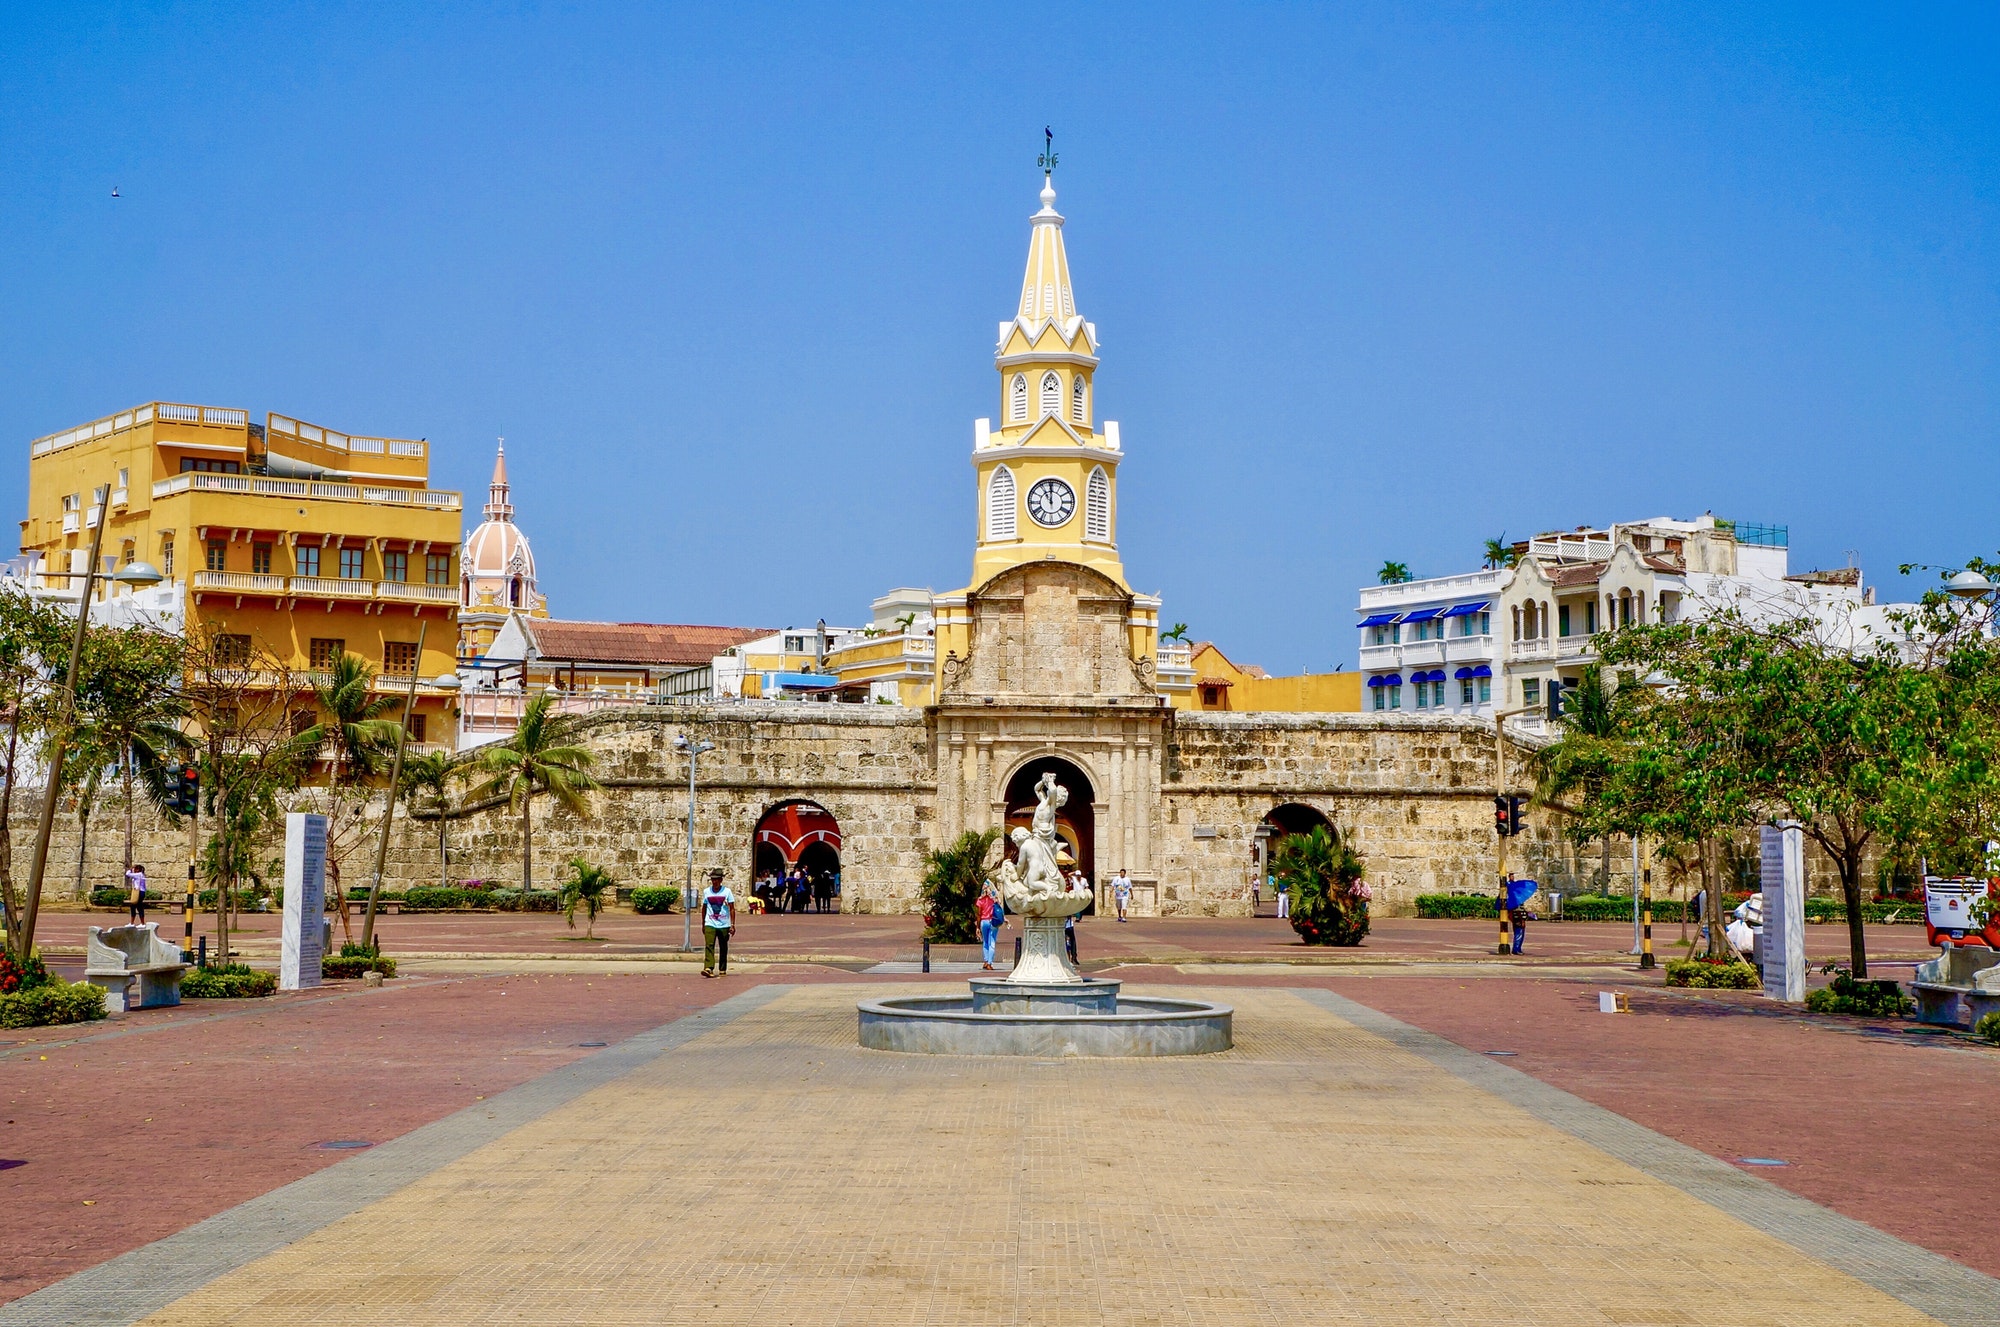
[467,692,599,894]
[1482,536,1518,570]
[0,593,84,959]
[1271,824,1370,946]
[70,626,187,884]
[560,857,615,939]
[1377,561,1412,585]
[1159,622,1190,644]
[1534,663,1627,893]
[920,828,1000,944]
[397,749,460,888]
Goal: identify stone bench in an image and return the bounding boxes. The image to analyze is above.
[83,923,189,1013]
[1911,944,2000,1028]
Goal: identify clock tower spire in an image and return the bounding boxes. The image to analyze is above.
[969,153,1126,590]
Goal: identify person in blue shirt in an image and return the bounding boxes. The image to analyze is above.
[701,869,735,977]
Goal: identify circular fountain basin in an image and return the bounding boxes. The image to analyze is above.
[857,987,1232,1057]
[968,977,1121,1015]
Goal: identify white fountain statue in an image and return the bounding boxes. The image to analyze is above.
[992,772,1094,984]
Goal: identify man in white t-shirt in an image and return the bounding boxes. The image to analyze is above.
[1112,869,1132,922]
[701,869,736,977]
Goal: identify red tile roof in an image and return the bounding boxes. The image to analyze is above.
[525,619,772,667]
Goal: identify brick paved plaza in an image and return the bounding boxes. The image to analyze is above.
[4,932,1998,1325]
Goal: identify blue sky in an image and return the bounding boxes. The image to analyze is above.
[3,3,1995,672]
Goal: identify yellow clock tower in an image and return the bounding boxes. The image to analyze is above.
[968,167,1127,590]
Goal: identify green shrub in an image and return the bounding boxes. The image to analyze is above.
[1805,972,1913,1018]
[630,886,681,915]
[492,888,559,913]
[1559,894,1691,923]
[181,964,277,998]
[1976,1011,2000,1045]
[0,977,106,1027]
[323,955,398,979]
[90,886,127,908]
[922,829,1000,943]
[1414,894,1494,919]
[1664,958,1760,989]
[403,886,480,910]
[344,886,403,901]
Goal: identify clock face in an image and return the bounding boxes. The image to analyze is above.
[1026,477,1076,528]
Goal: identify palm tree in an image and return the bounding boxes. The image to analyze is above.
[561,857,615,939]
[1535,664,1627,894]
[1482,535,1518,570]
[468,692,599,894]
[308,652,402,791]
[1377,561,1412,585]
[1159,623,1190,644]
[920,827,1001,944]
[397,750,459,888]
[1270,824,1370,946]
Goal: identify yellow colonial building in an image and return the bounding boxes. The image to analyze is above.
[19,401,463,744]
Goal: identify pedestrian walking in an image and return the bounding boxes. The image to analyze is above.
[977,884,1004,970]
[1112,868,1132,922]
[1064,913,1079,965]
[125,863,148,924]
[1691,886,1709,946]
[700,869,735,977]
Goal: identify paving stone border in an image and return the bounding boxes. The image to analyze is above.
[1297,986,2000,1327]
[0,984,793,1327]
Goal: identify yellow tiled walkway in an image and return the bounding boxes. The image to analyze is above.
[137,987,1942,1325]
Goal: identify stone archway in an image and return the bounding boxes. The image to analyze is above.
[1002,757,1097,909]
[751,799,843,914]
[1252,803,1334,913]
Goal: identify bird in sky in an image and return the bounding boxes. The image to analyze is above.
[110,185,119,198]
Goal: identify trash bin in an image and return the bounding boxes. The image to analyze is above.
[1547,892,1563,921]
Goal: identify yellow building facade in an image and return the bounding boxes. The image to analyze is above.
[20,401,463,745]
[1176,642,1361,713]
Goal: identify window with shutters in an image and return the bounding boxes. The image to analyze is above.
[407,714,427,743]
[1071,375,1086,422]
[1042,283,1054,318]
[1040,372,1060,415]
[425,553,451,585]
[205,540,227,572]
[161,539,173,576]
[1085,467,1110,541]
[309,638,345,670]
[986,466,1017,540]
[382,551,408,583]
[383,641,418,677]
[213,635,251,667]
[1011,374,1027,421]
[251,543,272,575]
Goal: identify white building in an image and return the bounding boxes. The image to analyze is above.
[1360,515,1907,729]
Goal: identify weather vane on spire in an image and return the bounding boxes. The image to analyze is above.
[1039,126,1057,176]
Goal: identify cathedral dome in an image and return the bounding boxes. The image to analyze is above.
[461,441,541,614]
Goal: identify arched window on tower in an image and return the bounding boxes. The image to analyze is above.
[986,466,1017,541]
[510,576,522,607]
[1041,371,1060,416]
[1071,375,1087,423]
[1085,467,1110,541]
[1011,374,1028,422]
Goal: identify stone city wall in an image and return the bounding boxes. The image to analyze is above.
[14,702,1887,918]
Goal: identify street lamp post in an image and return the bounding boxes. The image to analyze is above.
[673,732,714,952]
[15,492,162,958]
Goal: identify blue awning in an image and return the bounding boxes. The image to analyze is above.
[1379,673,1403,686]
[1441,601,1491,617]
[1454,666,1475,680]
[1366,675,1385,687]
[1471,664,1492,678]
[767,671,839,691]
[1401,607,1442,623]
[1423,669,1447,682]
[1357,612,1401,628]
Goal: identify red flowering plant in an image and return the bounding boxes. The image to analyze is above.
[1272,824,1371,947]
[0,950,50,995]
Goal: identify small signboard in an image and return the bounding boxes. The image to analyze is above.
[281,812,328,991]
[1758,824,1805,1003]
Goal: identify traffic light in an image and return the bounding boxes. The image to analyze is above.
[1493,795,1510,836]
[1547,678,1568,721]
[171,765,200,817]
[1507,794,1527,837]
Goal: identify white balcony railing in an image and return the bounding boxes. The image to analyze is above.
[61,512,79,534]
[191,571,287,594]
[1510,638,1553,661]
[289,576,374,599]
[30,401,248,458]
[85,506,102,528]
[377,582,455,603]
[110,487,128,507]
[151,472,460,511]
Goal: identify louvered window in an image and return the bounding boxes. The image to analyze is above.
[1071,375,1087,422]
[1062,284,1073,316]
[1041,372,1060,415]
[1085,467,1110,541]
[987,466,1017,540]
[1011,374,1028,421]
[1042,283,1054,318]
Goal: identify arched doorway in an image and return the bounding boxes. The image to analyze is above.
[1254,803,1333,915]
[1004,757,1097,911]
[751,800,842,914]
